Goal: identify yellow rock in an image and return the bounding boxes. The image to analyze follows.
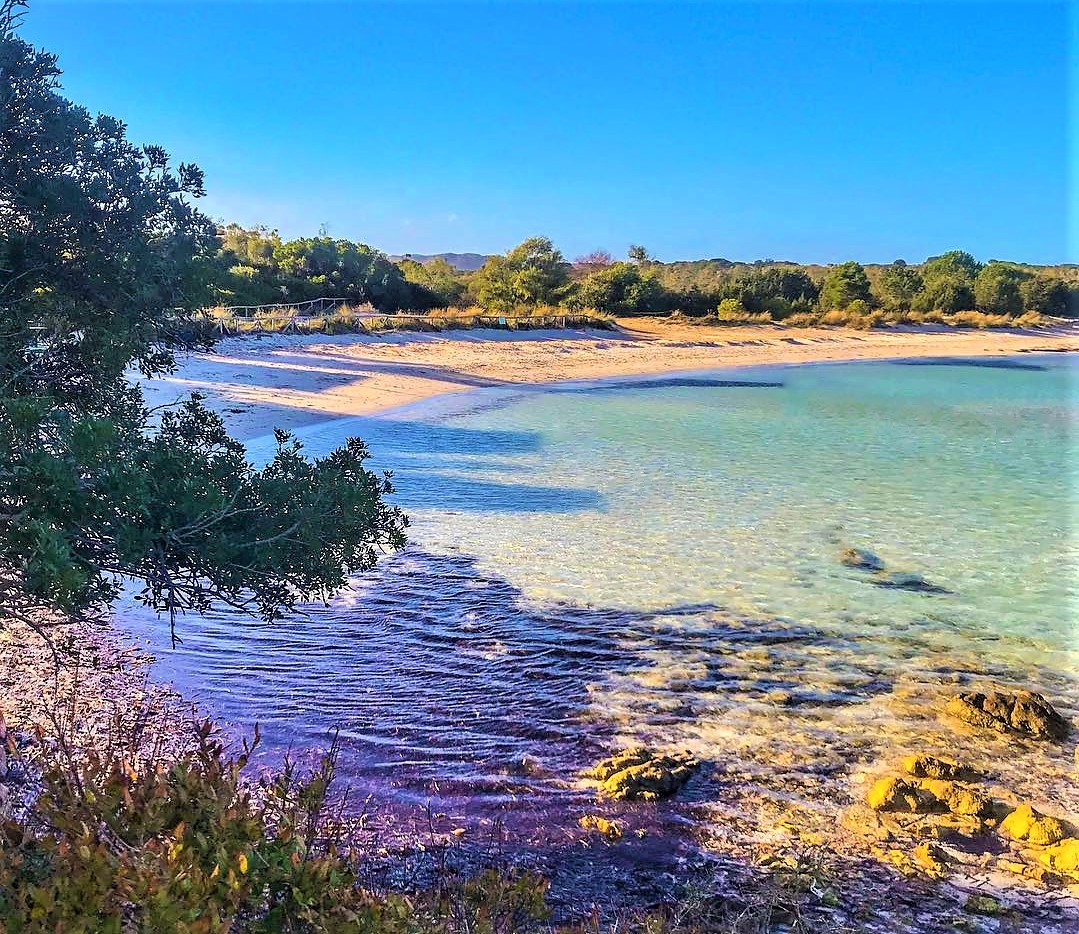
[585,748,699,802]
[911,842,949,878]
[1038,838,1079,876]
[841,808,892,841]
[578,814,623,839]
[867,776,932,813]
[902,754,979,782]
[937,812,987,837]
[914,778,993,817]
[1000,804,1068,846]
[583,747,652,782]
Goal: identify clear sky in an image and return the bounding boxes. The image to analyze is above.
[23,1,1071,264]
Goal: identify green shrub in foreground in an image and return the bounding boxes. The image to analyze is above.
[0,724,550,934]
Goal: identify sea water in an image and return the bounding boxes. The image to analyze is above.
[122,355,1079,835]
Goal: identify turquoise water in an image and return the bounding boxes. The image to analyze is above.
[125,354,1079,838]
[388,357,1077,673]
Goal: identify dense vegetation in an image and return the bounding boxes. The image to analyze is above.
[214,224,442,311]
[0,0,406,641]
[212,226,1075,326]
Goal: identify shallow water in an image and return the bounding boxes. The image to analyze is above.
[123,354,1079,839]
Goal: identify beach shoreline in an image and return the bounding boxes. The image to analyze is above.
[7,320,1078,929]
[140,318,1077,441]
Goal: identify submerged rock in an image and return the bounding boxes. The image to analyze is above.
[999,804,1069,846]
[964,894,1008,917]
[902,753,980,783]
[870,571,952,594]
[840,547,885,571]
[881,841,952,879]
[945,690,1071,741]
[585,747,699,802]
[577,814,623,839]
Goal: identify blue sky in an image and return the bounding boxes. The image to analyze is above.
[24,1,1070,264]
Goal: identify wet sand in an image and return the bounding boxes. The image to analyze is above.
[140,319,1077,441]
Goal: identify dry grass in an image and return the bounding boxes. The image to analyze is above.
[202,304,612,337]
[676,307,1047,331]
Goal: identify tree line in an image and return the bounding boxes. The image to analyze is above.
[214,228,1076,320]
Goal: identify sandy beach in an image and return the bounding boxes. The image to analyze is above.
[141,319,1077,441]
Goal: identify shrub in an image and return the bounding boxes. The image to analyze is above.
[716,298,747,321]
[949,310,1009,329]
[0,724,552,933]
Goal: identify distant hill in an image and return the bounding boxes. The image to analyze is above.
[390,252,489,271]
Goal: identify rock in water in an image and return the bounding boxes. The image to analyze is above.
[578,814,623,839]
[999,804,1069,846]
[585,747,699,801]
[945,690,1070,741]
[918,779,994,818]
[840,547,885,571]
[871,571,951,594]
[902,753,980,782]
[866,776,936,813]
[911,842,950,878]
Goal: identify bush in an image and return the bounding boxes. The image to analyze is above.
[0,724,552,934]
[716,298,747,321]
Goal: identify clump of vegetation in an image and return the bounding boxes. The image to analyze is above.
[0,723,552,933]
[678,304,1047,331]
[1,716,850,933]
[203,304,611,338]
[214,225,438,311]
[209,230,1076,327]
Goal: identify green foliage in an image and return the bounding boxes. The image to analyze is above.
[0,6,217,396]
[818,262,873,310]
[913,275,976,313]
[567,262,669,314]
[910,249,981,313]
[879,261,923,310]
[921,249,982,284]
[645,251,1070,321]
[213,224,435,311]
[1019,274,1071,317]
[973,262,1028,316]
[472,238,569,312]
[221,224,281,271]
[273,237,417,309]
[398,257,467,307]
[720,267,819,318]
[0,724,551,933]
[0,389,407,635]
[0,3,407,635]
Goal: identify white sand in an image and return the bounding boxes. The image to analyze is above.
[140,318,1076,441]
